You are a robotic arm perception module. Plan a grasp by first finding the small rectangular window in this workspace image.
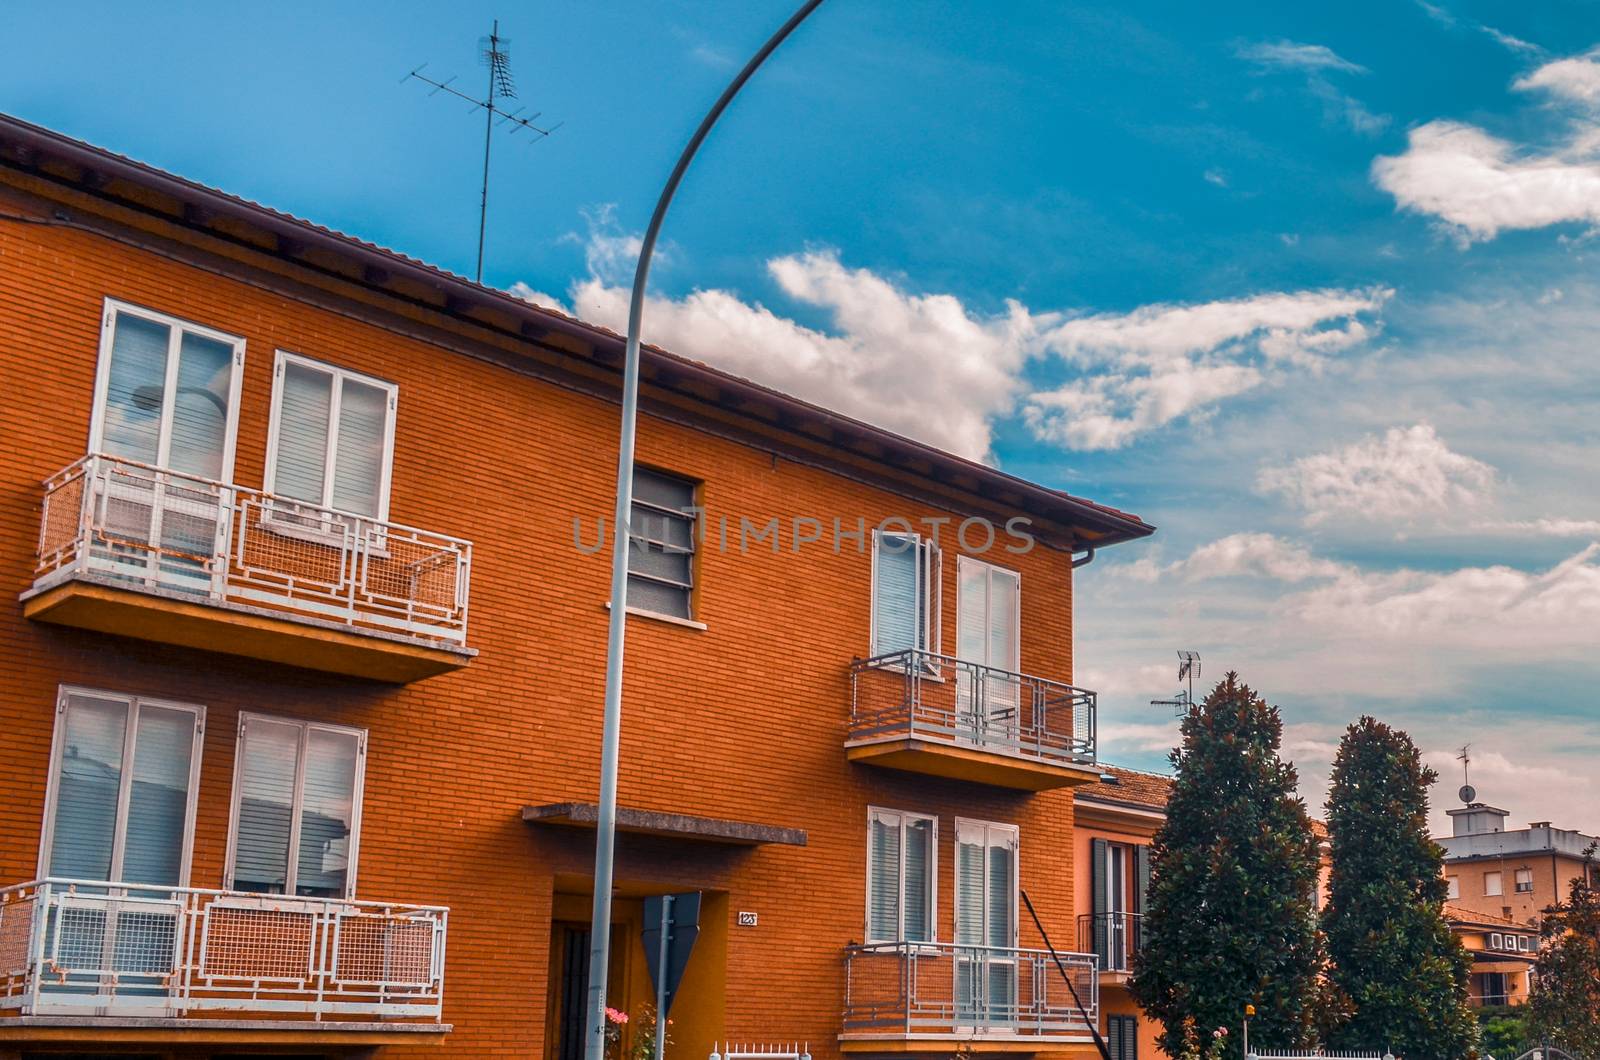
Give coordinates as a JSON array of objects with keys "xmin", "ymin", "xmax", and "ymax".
[
  {"xmin": 227, "ymin": 713, "xmax": 365, "ymax": 899},
  {"xmin": 1107, "ymin": 1015, "xmax": 1139, "ymax": 1060},
  {"xmin": 1519, "ymin": 935, "xmax": 1532, "ymax": 952},
  {"xmin": 1490, "ymin": 933, "xmax": 1503, "ymax": 950},
  {"xmin": 871, "ymin": 530, "xmax": 941, "ymax": 662},
  {"xmin": 626, "ymin": 468, "xmax": 698, "ymax": 619},
  {"xmin": 867, "ymin": 808, "xmax": 936, "ymax": 944},
  {"xmin": 1515, "ymin": 868, "xmax": 1534, "ymax": 893},
  {"xmin": 1446, "ymin": 876, "xmax": 1460, "ymax": 899},
  {"xmin": 266, "ymin": 351, "xmax": 397, "ymax": 521},
  {"xmin": 1484, "ymin": 871, "xmax": 1503, "ymax": 897}
]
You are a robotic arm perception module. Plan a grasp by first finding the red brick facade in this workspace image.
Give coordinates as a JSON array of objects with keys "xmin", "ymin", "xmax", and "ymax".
[{"xmin": 0, "ymin": 118, "xmax": 1152, "ymax": 1059}]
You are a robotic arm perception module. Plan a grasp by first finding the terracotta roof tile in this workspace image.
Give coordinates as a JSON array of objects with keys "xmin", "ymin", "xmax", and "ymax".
[{"xmin": 1076, "ymin": 764, "xmax": 1173, "ymax": 811}]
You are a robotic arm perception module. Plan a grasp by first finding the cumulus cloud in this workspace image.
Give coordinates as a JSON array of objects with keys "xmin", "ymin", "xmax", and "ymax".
[
  {"xmin": 515, "ymin": 220, "xmax": 1388, "ymax": 458},
  {"xmin": 1257, "ymin": 423, "xmax": 1498, "ymax": 526},
  {"xmin": 1373, "ymin": 49, "xmax": 1600, "ymax": 242},
  {"xmin": 1237, "ymin": 39, "xmax": 1389, "ymax": 135},
  {"xmin": 1023, "ymin": 288, "xmax": 1388, "ymax": 450},
  {"xmin": 1481, "ymin": 517, "xmax": 1600, "ymax": 537},
  {"xmin": 1115, "ymin": 532, "xmax": 1351, "ymax": 584}
]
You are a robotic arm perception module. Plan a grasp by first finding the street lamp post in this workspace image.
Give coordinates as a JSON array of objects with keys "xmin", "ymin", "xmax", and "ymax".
[{"xmin": 580, "ymin": 5, "xmax": 826, "ymax": 1060}]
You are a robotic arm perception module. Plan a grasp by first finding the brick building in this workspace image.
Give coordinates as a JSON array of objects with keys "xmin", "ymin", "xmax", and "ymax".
[{"xmin": 0, "ymin": 113, "xmax": 1157, "ymax": 1059}]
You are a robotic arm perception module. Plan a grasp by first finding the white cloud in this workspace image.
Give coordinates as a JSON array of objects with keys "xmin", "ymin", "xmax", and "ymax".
[
  {"xmin": 1481, "ymin": 517, "xmax": 1600, "ymax": 537},
  {"xmin": 515, "ymin": 221, "xmax": 1388, "ymax": 457},
  {"xmin": 1237, "ymin": 39, "xmax": 1389, "ymax": 134},
  {"xmin": 1115, "ymin": 532, "xmax": 1351, "ymax": 584},
  {"xmin": 1023, "ymin": 288, "xmax": 1389, "ymax": 449},
  {"xmin": 1257, "ymin": 423, "xmax": 1498, "ymax": 526},
  {"xmin": 1414, "ymin": 1, "xmax": 1542, "ymax": 56},
  {"xmin": 1373, "ymin": 50, "xmax": 1600, "ymax": 242}
]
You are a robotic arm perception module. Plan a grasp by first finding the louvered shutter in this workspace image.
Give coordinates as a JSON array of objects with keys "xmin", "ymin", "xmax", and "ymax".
[
  {"xmin": 331, "ymin": 378, "xmax": 388, "ymax": 517},
  {"xmin": 273, "ymin": 360, "xmax": 333, "ymax": 504},
  {"xmin": 923, "ymin": 539, "xmax": 941, "ymax": 657},
  {"xmin": 1091, "ymin": 838, "xmax": 1109, "ymax": 965},
  {"xmin": 903, "ymin": 816, "xmax": 933, "ymax": 942},
  {"xmin": 873, "ymin": 533, "xmax": 921, "ymax": 657},
  {"xmin": 868, "ymin": 812, "xmax": 901, "ymax": 942},
  {"xmin": 46, "ymin": 693, "xmax": 130, "ymax": 880}
]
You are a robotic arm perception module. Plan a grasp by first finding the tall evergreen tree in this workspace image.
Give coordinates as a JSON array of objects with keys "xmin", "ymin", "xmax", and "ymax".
[
  {"xmin": 1130, "ymin": 672, "xmax": 1323, "ymax": 1055},
  {"xmin": 1527, "ymin": 847, "xmax": 1600, "ymax": 1055},
  {"xmin": 1322, "ymin": 716, "xmax": 1476, "ymax": 1059}
]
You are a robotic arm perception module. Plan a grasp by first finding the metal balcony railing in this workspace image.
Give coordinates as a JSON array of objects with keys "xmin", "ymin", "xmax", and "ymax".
[
  {"xmin": 33, "ymin": 454, "xmax": 471, "ymax": 645},
  {"xmin": 842, "ymin": 941, "xmax": 1098, "ymax": 1039},
  {"xmin": 0, "ymin": 878, "xmax": 447, "ymax": 1020},
  {"xmin": 849, "ymin": 649, "xmax": 1096, "ymax": 765},
  {"xmin": 1076, "ymin": 912, "xmax": 1143, "ymax": 973}
]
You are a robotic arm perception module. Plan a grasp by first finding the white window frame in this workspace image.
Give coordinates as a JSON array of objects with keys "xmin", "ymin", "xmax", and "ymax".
[
  {"xmin": 264, "ymin": 350, "xmax": 398, "ymax": 521},
  {"xmin": 1484, "ymin": 871, "xmax": 1503, "ymax": 897},
  {"xmin": 869, "ymin": 529, "xmax": 942, "ymax": 667},
  {"xmin": 1490, "ymin": 933, "xmax": 1503, "ymax": 950},
  {"xmin": 1446, "ymin": 876, "xmax": 1460, "ymax": 899},
  {"xmin": 953, "ymin": 817, "xmax": 1020, "ymax": 949},
  {"xmin": 89, "ymin": 298, "xmax": 246, "ymax": 481},
  {"xmin": 1519, "ymin": 934, "xmax": 1532, "ymax": 952},
  {"xmin": 223, "ymin": 712, "xmax": 368, "ymax": 900},
  {"xmin": 1515, "ymin": 868, "xmax": 1534, "ymax": 893},
  {"xmin": 36, "ymin": 685, "xmax": 206, "ymax": 886},
  {"xmin": 865, "ymin": 807, "xmax": 939, "ymax": 945},
  {"xmin": 955, "ymin": 554, "xmax": 1022, "ymax": 674}
]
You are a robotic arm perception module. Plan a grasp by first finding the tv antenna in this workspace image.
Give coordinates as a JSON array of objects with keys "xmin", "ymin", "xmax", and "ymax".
[
  {"xmin": 1457, "ymin": 744, "xmax": 1475, "ymax": 804},
  {"xmin": 405, "ymin": 19, "xmax": 561, "ymax": 282},
  {"xmin": 1151, "ymin": 651, "xmax": 1203, "ymax": 717}
]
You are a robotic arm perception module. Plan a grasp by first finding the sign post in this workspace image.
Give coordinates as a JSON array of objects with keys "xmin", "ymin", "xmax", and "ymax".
[{"xmin": 641, "ymin": 892, "xmax": 702, "ymax": 1060}]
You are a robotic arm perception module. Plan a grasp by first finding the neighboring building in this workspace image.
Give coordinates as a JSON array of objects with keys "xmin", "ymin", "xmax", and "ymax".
[
  {"xmin": 1439, "ymin": 797, "xmax": 1596, "ymax": 930},
  {"xmin": 1074, "ymin": 765, "xmax": 1173, "ymax": 1060},
  {"xmin": 0, "ymin": 113, "xmax": 1155, "ymax": 1059},
  {"xmin": 1443, "ymin": 905, "xmax": 1538, "ymax": 1008}
]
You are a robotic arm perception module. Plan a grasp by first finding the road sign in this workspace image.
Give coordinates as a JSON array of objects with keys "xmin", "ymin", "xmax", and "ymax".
[{"xmin": 642, "ymin": 892, "xmax": 702, "ymax": 1022}]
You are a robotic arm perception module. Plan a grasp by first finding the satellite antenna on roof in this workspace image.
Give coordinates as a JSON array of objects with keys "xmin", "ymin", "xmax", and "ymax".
[
  {"xmin": 405, "ymin": 19, "xmax": 562, "ymax": 283},
  {"xmin": 1457, "ymin": 744, "xmax": 1476, "ymax": 804}
]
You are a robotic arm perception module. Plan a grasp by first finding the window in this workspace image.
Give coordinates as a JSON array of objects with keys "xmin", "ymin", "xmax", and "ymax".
[
  {"xmin": 867, "ymin": 809, "xmax": 936, "ymax": 943},
  {"xmin": 1484, "ymin": 871, "xmax": 1503, "ymax": 897},
  {"xmin": 1519, "ymin": 935, "xmax": 1532, "ymax": 952},
  {"xmin": 1515, "ymin": 868, "xmax": 1534, "ymax": 893},
  {"xmin": 226, "ymin": 713, "xmax": 365, "ymax": 899},
  {"xmin": 40, "ymin": 688, "xmax": 204, "ymax": 887},
  {"xmin": 1447, "ymin": 876, "xmax": 1460, "ymax": 899},
  {"xmin": 626, "ymin": 468, "xmax": 698, "ymax": 619},
  {"xmin": 266, "ymin": 351, "xmax": 397, "ymax": 520},
  {"xmin": 91, "ymin": 300, "xmax": 245, "ymax": 480},
  {"xmin": 954, "ymin": 818, "xmax": 1019, "ymax": 1023},
  {"xmin": 1490, "ymin": 933, "xmax": 1504, "ymax": 950},
  {"xmin": 871, "ymin": 530, "xmax": 941, "ymax": 660},
  {"xmin": 1107, "ymin": 1015, "xmax": 1139, "ymax": 1060}
]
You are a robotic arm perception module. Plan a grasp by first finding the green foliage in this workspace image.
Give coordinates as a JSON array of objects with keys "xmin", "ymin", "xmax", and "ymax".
[
  {"xmin": 1475, "ymin": 1007, "xmax": 1528, "ymax": 1059},
  {"xmin": 1129, "ymin": 672, "xmax": 1324, "ymax": 1055},
  {"xmin": 1322, "ymin": 716, "xmax": 1478, "ymax": 1060},
  {"xmin": 1527, "ymin": 846, "xmax": 1600, "ymax": 1055}
]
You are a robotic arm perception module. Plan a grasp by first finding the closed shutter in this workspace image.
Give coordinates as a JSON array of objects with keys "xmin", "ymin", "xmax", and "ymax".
[
  {"xmin": 903, "ymin": 816, "xmax": 933, "ymax": 942},
  {"xmin": 1091, "ymin": 838, "xmax": 1109, "ymax": 964},
  {"xmin": 100, "ymin": 315, "xmax": 171, "ymax": 464},
  {"xmin": 1133, "ymin": 845, "xmax": 1151, "ymax": 914},
  {"xmin": 273, "ymin": 360, "xmax": 332, "ymax": 505},
  {"xmin": 868, "ymin": 812, "xmax": 901, "ymax": 942}
]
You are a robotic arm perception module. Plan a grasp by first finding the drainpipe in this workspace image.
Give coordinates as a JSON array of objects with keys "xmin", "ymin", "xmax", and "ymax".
[{"xmin": 1072, "ymin": 546, "xmax": 1096, "ymax": 569}]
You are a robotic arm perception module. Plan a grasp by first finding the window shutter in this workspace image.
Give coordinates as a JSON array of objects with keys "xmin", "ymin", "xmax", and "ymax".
[
  {"xmin": 1124, "ymin": 1015, "xmax": 1140, "ymax": 1060},
  {"xmin": 868, "ymin": 813, "xmax": 901, "ymax": 942},
  {"xmin": 294, "ymin": 728, "xmax": 361, "ymax": 897},
  {"xmin": 167, "ymin": 332, "xmax": 234, "ymax": 479},
  {"xmin": 1134, "ymin": 844, "xmax": 1152, "ymax": 915},
  {"xmin": 231, "ymin": 717, "xmax": 301, "ymax": 894},
  {"xmin": 46, "ymin": 693, "xmax": 130, "ymax": 880},
  {"xmin": 331, "ymin": 378, "xmax": 388, "ymax": 517},
  {"xmin": 119, "ymin": 704, "xmax": 198, "ymax": 886},
  {"xmin": 873, "ymin": 534, "xmax": 920, "ymax": 657},
  {"xmin": 923, "ymin": 539, "xmax": 941, "ymax": 657},
  {"xmin": 101, "ymin": 315, "xmax": 171, "ymax": 464},
  {"xmin": 903, "ymin": 817, "xmax": 932, "ymax": 942},
  {"xmin": 1091, "ymin": 839, "xmax": 1109, "ymax": 964},
  {"xmin": 273, "ymin": 361, "xmax": 332, "ymax": 505}
]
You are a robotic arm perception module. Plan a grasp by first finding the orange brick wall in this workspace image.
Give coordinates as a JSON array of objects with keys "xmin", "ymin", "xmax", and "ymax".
[
  {"xmin": 1445, "ymin": 855, "xmax": 1590, "ymax": 928},
  {"xmin": 0, "ymin": 189, "xmax": 1099, "ymax": 1058},
  {"xmin": 1074, "ymin": 807, "xmax": 1165, "ymax": 1060}
]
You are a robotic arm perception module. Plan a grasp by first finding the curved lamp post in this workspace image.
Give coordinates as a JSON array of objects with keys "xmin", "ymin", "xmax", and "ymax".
[{"xmin": 582, "ymin": 3, "xmax": 827, "ymax": 1059}]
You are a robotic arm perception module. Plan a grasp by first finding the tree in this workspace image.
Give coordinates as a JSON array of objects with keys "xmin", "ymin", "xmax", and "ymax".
[
  {"xmin": 1527, "ymin": 846, "xmax": 1600, "ymax": 1055},
  {"xmin": 1322, "ymin": 716, "xmax": 1477, "ymax": 1059},
  {"xmin": 1130, "ymin": 672, "xmax": 1323, "ymax": 1055}
]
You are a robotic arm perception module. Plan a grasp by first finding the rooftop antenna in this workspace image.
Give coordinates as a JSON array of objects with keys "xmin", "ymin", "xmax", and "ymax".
[
  {"xmin": 1152, "ymin": 651, "xmax": 1203, "ymax": 717},
  {"xmin": 405, "ymin": 19, "xmax": 561, "ymax": 282},
  {"xmin": 1457, "ymin": 744, "xmax": 1476, "ymax": 804}
]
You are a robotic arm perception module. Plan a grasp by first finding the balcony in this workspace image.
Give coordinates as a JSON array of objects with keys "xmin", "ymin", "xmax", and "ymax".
[
  {"xmin": 1076, "ymin": 912, "xmax": 1142, "ymax": 981},
  {"xmin": 841, "ymin": 941, "xmax": 1099, "ymax": 1053},
  {"xmin": 0, "ymin": 878, "xmax": 446, "ymax": 1045},
  {"xmin": 21, "ymin": 454, "xmax": 474, "ymax": 682},
  {"xmin": 848, "ymin": 650, "xmax": 1099, "ymax": 791}
]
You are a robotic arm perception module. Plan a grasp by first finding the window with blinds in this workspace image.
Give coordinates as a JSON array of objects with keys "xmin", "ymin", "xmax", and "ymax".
[
  {"xmin": 41, "ymin": 688, "xmax": 204, "ymax": 887},
  {"xmin": 93, "ymin": 301, "xmax": 243, "ymax": 481},
  {"xmin": 871, "ymin": 531, "xmax": 941, "ymax": 662},
  {"xmin": 866, "ymin": 808, "xmax": 936, "ymax": 943},
  {"xmin": 626, "ymin": 467, "xmax": 698, "ymax": 619},
  {"xmin": 1107, "ymin": 1015, "xmax": 1139, "ymax": 1060},
  {"xmin": 266, "ymin": 351, "xmax": 397, "ymax": 521},
  {"xmin": 954, "ymin": 818, "xmax": 1019, "ymax": 1023},
  {"xmin": 227, "ymin": 713, "xmax": 365, "ymax": 899}
]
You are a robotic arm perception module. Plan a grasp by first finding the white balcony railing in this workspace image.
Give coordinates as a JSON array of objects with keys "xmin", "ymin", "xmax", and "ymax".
[
  {"xmin": 0, "ymin": 878, "xmax": 447, "ymax": 1020},
  {"xmin": 842, "ymin": 941, "xmax": 1098, "ymax": 1040},
  {"xmin": 33, "ymin": 454, "xmax": 471, "ymax": 645}
]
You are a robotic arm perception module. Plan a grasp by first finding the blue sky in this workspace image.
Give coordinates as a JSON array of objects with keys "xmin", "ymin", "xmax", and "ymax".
[{"xmin": 6, "ymin": 1, "xmax": 1599, "ymax": 830}]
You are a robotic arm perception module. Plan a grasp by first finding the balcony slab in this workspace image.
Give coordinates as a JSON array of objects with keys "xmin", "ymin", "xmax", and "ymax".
[
  {"xmin": 22, "ymin": 575, "xmax": 475, "ymax": 683},
  {"xmin": 523, "ymin": 803, "xmax": 806, "ymax": 846},
  {"xmin": 0, "ymin": 1016, "xmax": 449, "ymax": 1050},
  {"xmin": 845, "ymin": 735, "xmax": 1101, "ymax": 792}
]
